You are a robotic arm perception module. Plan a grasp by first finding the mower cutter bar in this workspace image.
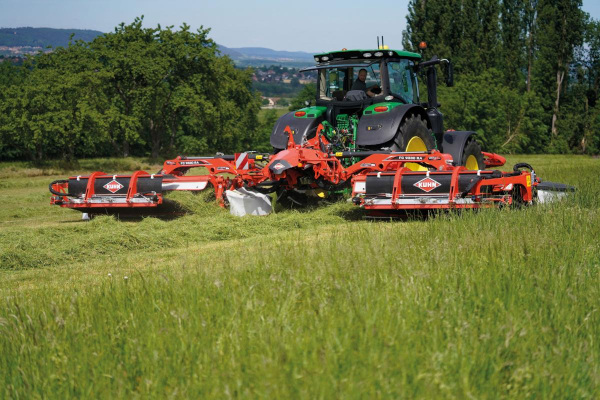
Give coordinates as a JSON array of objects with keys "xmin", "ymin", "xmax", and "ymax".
[
  {"xmin": 351, "ymin": 165, "xmax": 537, "ymax": 213},
  {"xmin": 49, "ymin": 171, "xmax": 215, "ymax": 214},
  {"xmin": 50, "ymin": 171, "xmax": 164, "ymax": 210}
]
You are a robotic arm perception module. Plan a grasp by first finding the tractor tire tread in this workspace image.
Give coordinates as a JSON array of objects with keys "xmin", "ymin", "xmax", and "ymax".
[
  {"xmin": 462, "ymin": 139, "xmax": 485, "ymax": 170},
  {"xmin": 391, "ymin": 114, "xmax": 435, "ymax": 152}
]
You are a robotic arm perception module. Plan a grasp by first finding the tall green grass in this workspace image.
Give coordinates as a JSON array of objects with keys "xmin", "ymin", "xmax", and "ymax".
[{"xmin": 0, "ymin": 155, "xmax": 599, "ymax": 398}]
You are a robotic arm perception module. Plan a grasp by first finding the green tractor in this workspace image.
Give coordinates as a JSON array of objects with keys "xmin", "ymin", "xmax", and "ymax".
[{"xmin": 270, "ymin": 48, "xmax": 484, "ymax": 171}]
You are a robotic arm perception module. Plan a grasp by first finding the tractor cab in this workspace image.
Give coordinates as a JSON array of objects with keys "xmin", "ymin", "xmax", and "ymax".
[
  {"xmin": 303, "ymin": 54, "xmax": 421, "ymax": 138},
  {"xmin": 271, "ymin": 49, "xmax": 425, "ymax": 153},
  {"xmin": 269, "ymin": 47, "xmax": 480, "ymax": 171},
  {"xmin": 309, "ymin": 54, "xmax": 419, "ymax": 106}
]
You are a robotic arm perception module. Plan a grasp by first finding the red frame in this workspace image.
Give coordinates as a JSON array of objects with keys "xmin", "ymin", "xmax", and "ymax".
[
  {"xmin": 51, "ymin": 124, "xmax": 538, "ymax": 215},
  {"xmin": 51, "ymin": 171, "xmax": 164, "ymax": 209}
]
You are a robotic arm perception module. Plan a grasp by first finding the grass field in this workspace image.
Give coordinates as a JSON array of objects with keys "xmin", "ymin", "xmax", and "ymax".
[
  {"xmin": 1, "ymin": 155, "xmax": 599, "ymax": 398},
  {"xmin": 258, "ymin": 107, "xmax": 290, "ymax": 120}
]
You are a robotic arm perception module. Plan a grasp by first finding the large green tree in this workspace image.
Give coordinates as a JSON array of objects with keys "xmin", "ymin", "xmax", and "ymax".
[
  {"xmin": 403, "ymin": 0, "xmax": 595, "ymax": 154},
  {"xmin": 0, "ymin": 17, "xmax": 262, "ymax": 161},
  {"xmin": 534, "ymin": 0, "xmax": 586, "ymax": 150},
  {"xmin": 500, "ymin": 0, "xmax": 527, "ymax": 88},
  {"xmin": 403, "ymin": 0, "xmax": 500, "ymax": 75}
]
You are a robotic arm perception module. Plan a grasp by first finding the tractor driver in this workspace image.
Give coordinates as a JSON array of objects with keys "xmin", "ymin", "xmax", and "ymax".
[{"xmin": 351, "ymin": 68, "xmax": 379, "ymax": 97}]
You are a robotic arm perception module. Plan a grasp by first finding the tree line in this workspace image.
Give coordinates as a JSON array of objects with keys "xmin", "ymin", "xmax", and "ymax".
[
  {"xmin": 0, "ymin": 18, "xmax": 272, "ymax": 162},
  {"xmin": 403, "ymin": 0, "xmax": 600, "ymax": 153},
  {"xmin": 1, "ymin": 3, "xmax": 598, "ymax": 162}
]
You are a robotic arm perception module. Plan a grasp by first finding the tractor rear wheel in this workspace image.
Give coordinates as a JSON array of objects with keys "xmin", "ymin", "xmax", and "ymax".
[
  {"xmin": 390, "ymin": 114, "xmax": 436, "ymax": 171},
  {"xmin": 461, "ymin": 140, "xmax": 485, "ymax": 170}
]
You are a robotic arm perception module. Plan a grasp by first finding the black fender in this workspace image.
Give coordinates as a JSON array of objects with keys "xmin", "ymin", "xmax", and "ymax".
[
  {"xmin": 441, "ymin": 131, "xmax": 476, "ymax": 166},
  {"xmin": 270, "ymin": 111, "xmax": 324, "ymax": 150},
  {"xmin": 356, "ymin": 104, "xmax": 428, "ymax": 147}
]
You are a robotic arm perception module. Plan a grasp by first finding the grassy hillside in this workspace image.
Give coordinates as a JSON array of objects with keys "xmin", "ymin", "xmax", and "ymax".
[{"xmin": 0, "ymin": 155, "xmax": 598, "ymax": 398}]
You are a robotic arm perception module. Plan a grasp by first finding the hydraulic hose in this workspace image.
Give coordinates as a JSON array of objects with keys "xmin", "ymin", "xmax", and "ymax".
[
  {"xmin": 460, "ymin": 170, "xmax": 503, "ymax": 198},
  {"xmin": 49, "ymin": 180, "xmax": 78, "ymax": 197},
  {"xmin": 513, "ymin": 163, "xmax": 534, "ymax": 172},
  {"xmin": 460, "ymin": 177, "xmax": 482, "ymax": 198}
]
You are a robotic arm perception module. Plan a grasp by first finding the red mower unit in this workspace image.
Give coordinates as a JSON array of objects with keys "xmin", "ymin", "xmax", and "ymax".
[
  {"xmin": 50, "ymin": 46, "xmax": 574, "ymax": 217},
  {"xmin": 50, "ymin": 124, "xmax": 571, "ymax": 218}
]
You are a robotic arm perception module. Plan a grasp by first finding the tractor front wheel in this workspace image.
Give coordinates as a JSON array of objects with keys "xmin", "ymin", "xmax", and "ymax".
[
  {"xmin": 461, "ymin": 140, "xmax": 485, "ymax": 170},
  {"xmin": 391, "ymin": 114, "xmax": 436, "ymax": 171}
]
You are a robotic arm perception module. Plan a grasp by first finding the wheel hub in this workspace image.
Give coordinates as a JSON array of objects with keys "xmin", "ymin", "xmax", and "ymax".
[
  {"xmin": 405, "ymin": 136, "xmax": 428, "ymax": 171},
  {"xmin": 465, "ymin": 154, "xmax": 479, "ymax": 170}
]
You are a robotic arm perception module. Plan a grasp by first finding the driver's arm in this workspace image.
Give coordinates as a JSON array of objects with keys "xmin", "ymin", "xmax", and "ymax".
[{"xmin": 366, "ymin": 85, "xmax": 379, "ymax": 97}]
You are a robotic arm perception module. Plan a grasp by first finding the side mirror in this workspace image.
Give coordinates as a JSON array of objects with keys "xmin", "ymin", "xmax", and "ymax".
[{"xmin": 446, "ymin": 60, "xmax": 454, "ymax": 87}]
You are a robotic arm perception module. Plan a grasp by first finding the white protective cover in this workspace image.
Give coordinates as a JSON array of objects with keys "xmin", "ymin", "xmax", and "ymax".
[
  {"xmin": 226, "ymin": 188, "xmax": 272, "ymax": 216},
  {"xmin": 537, "ymin": 190, "xmax": 568, "ymax": 204}
]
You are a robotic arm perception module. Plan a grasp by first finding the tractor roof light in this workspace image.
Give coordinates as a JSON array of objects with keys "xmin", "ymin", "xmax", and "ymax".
[
  {"xmin": 374, "ymin": 51, "xmax": 383, "ymax": 57},
  {"xmin": 363, "ymin": 52, "xmax": 372, "ymax": 58},
  {"xmin": 295, "ymin": 111, "xmax": 306, "ymax": 117},
  {"xmin": 374, "ymin": 106, "xmax": 388, "ymax": 113},
  {"xmin": 321, "ymin": 56, "xmax": 329, "ymax": 61},
  {"xmin": 419, "ymin": 41, "xmax": 427, "ymax": 50},
  {"xmin": 314, "ymin": 56, "xmax": 319, "ymax": 62}
]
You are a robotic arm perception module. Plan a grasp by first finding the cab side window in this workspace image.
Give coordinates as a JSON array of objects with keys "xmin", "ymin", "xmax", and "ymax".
[
  {"xmin": 387, "ymin": 60, "xmax": 417, "ymax": 103},
  {"xmin": 319, "ymin": 68, "xmax": 347, "ymax": 100}
]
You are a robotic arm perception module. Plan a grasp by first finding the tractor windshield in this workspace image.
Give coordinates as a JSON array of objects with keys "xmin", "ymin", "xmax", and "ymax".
[
  {"xmin": 317, "ymin": 62, "xmax": 381, "ymax": 101},
  {"xmin": 351, "ymin": 65, "xmax": 380, "ymax": 91},
  {"xmin": 387, "ymin": 59, "xmax": 418, "ymax": 104}
]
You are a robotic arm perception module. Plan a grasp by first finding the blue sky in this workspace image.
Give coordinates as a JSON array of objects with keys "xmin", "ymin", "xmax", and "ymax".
[{"xmin": 1, "ymin": 0, "xmax": 599, "ymax": 52}]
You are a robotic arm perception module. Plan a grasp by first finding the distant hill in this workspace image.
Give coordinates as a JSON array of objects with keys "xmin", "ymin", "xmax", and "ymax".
[
  {"xmin": 0, "ymin": 27, "xmax": 103, "ymax": 48},
  {"xmin": 218, "ymin": 45, "xmax": 315, "ymax": 67},
  {"xmin": 217, "ymin": 45, "xmax": 245, "ymax": 59},
  {"xmin": 0, "ymin": 27, "xmax": 316, "ymax": 66},
  {"xmin": 226, "ymin": 46, "xmax": 314, "ymax": 61}
]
